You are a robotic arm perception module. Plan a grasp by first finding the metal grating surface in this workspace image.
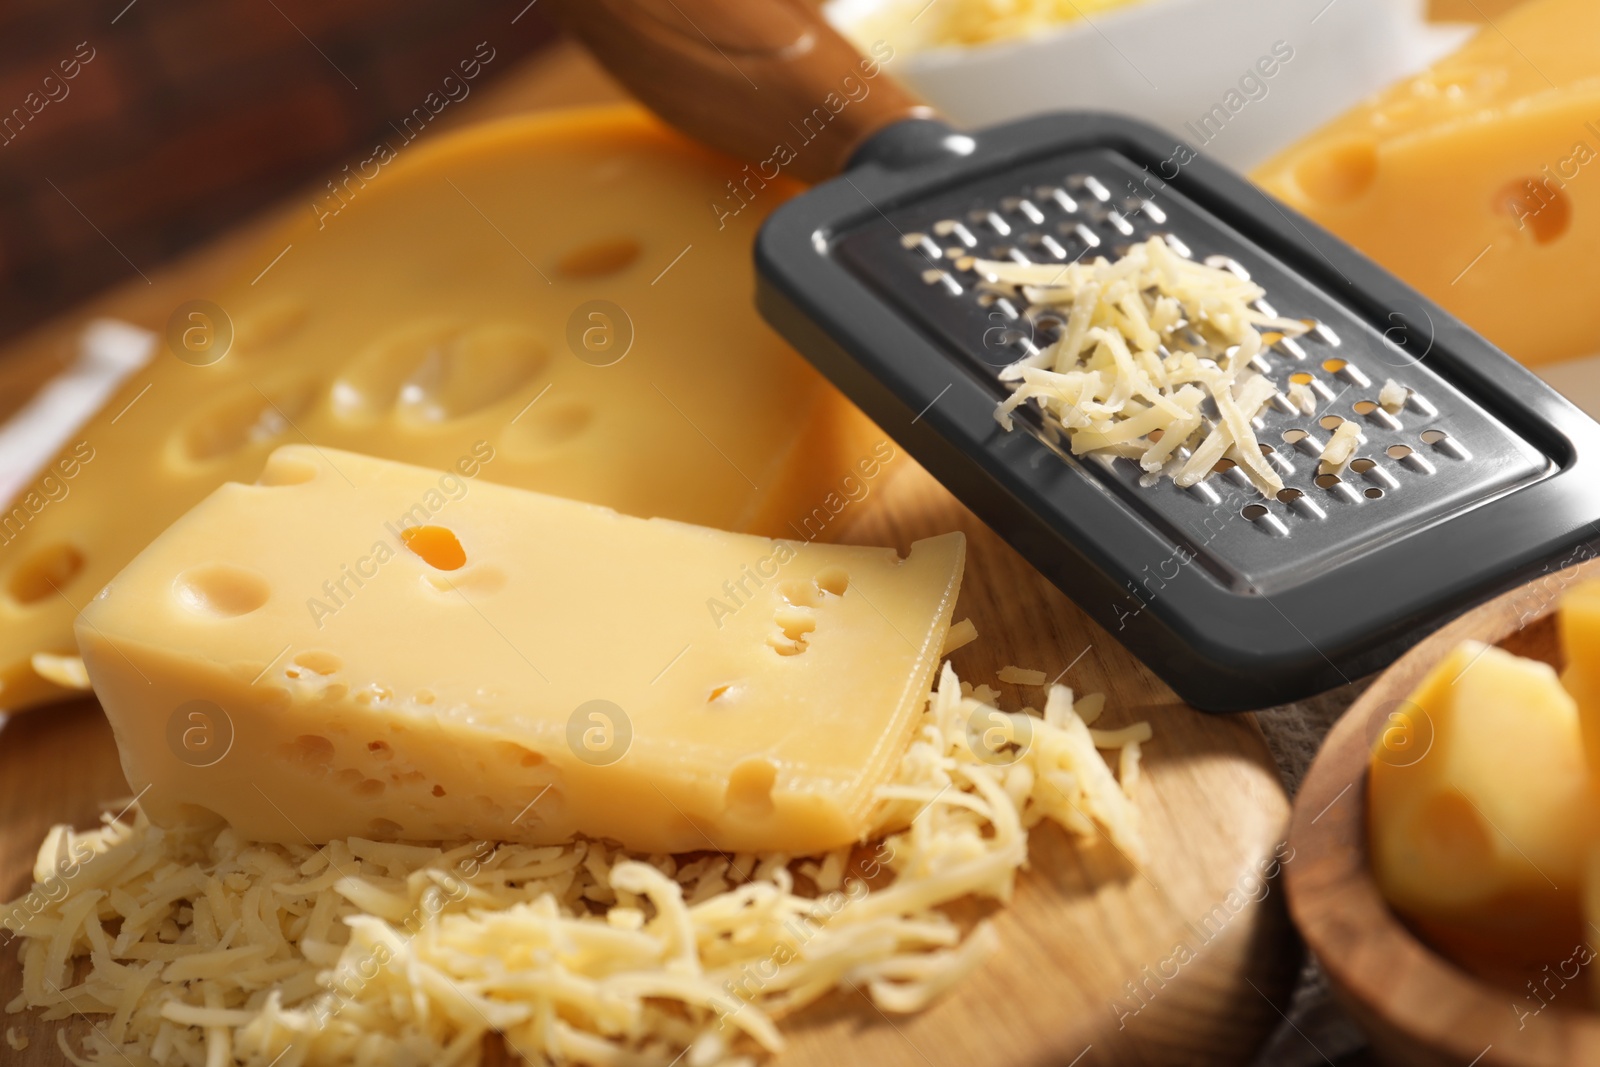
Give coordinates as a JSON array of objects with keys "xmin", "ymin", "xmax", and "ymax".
[{"xmin": 832, "ymin": 147, "xmax": 1553, "ymax": 595}]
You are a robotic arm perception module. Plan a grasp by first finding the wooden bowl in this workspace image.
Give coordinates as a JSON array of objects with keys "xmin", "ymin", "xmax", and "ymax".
[{"xmin": 1287, "ymin": 558, "xmax": 1600, "ymax": 1067}]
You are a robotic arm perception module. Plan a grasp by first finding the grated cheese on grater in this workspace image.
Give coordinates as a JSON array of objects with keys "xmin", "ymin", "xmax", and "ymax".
[
  {"xmin": 1378, "ymin": 379, "xmax": 1408, "ymax": 414},
  {"xmin": 978, "ymin": 236, "xmax": 1312, "ymax": 498},
  {"xmin": 2, "ymin": 663, "xmax": 1148, "ymax": 1067},
  {"xmin": 1320, "ymin": 419, "xmax": 1364, "ymax": 469}
]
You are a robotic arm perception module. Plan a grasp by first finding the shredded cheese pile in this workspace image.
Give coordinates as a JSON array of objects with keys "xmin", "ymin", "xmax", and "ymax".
[
  {"xmin": 843, "ymin": 0, "xmax": 1145, "ymax": 53},
  {"xmin": 980, "ymin": 236, "xmax": 1313, "ymax": 498},
  {"xmin": 3, "ymin": 663, "xmax": 1148, "ymax": 1067}
]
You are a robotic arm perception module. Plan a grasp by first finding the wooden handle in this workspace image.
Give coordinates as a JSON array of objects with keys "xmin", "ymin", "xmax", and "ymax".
[{"xmin": 543, "ymin": 0, "xmax": 930, "ymax": 182}]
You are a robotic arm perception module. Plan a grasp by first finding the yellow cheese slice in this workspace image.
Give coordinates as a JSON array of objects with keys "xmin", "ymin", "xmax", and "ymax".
[
  {"xmin": 0, "ymin": 104, "xmax": 879, "ymax": 712},
  {"xmin": 1253, "ymin": 0, "xmax": 1600, "ymax": 367},
  {"xmin": 77, "ymin": 445, "xmax": 965, "ymax": 855}
]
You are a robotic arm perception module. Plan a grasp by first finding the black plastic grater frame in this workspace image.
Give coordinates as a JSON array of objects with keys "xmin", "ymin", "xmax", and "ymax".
[{"xmin": 755, "ymin": 112, "xmax": 1600, "ymax": 712}]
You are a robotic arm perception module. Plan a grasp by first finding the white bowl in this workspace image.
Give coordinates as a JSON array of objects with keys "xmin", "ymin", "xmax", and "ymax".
[{"xmin": 826, "ymin": 0, "xmax": 1473, "ymax": 169}]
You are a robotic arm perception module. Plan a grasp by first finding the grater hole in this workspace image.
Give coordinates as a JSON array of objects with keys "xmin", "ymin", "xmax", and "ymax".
[
  {"xmin": 1241, "ymin": 504, "xmax": 1269, "ymax": 520},
  {"xmin": 1282, "ymin": 429, "xmax": 1309, "ymax": 445},
  {"xmin": 1258, "ymin": 442, "xmax": 1275, "ymax": 456},
  {"xmin": 1365, "ymin": 487, "xmax": 1385, "ymax": 499},
  {"xmin": 1276, "ymin": 488, "xmax": 1304, "ymax": 504},
  {"xmin": 1322, "ymin": 358, "xmax": 1347, "ymax": 374},
  {"xmin": 1212, "ymin": 458, "xmax": 1236, "ymax": 474},
  {"xmin": 1420, "ymin": 429, "xmax": 1449, "ymax": 445},
  {"xmin": 1387, "ymin": 445, "xmax": 1413, "ymax": 460},
  {"xmin": 1319, "ymin": 415, "xmax": 1345, "ymax": 431},
  {"xmin": 1289, "ymin": 372, "xmax": 1315, "ymax": 387},
  {"xmin": 1352, "ymin": 400, "xmax": 1378, "ymax": 416},
  {"xmin": 1349, "ymin": 458, "xmax": 1377, "ymax": 474},
  {"xmin": 1315, "ymin": 473, "xmax": 1341, "ymax": 489}
]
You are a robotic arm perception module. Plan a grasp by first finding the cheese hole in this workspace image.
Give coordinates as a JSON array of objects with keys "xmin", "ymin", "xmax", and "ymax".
[
  {"xmin": 356, "ymin": 778, "xmax": 386, "ymax": 797},
  {"xmin": 283, "ymin": 734, "xmax": 335, "ymax": 766},
  {"xmin": 557, "ymin": 237, "xmax": 641, "ymax": 278},
  {"xmin": 181, "ymin": 376, "xmax": 316, "ymax": 462},
  {"xmin": 367, "ymin": 740, "xmax": 392, "ymax": 759},
  {"xmin": 7, "ymin": 543, "xmax": 86, "ymax": 605},
  {"xmin": 708, "ymin": 683, "xmax": 736, "ymax": 703},
  {"xmin": 815, "ymin": 568, "xmax": 849, "ymax": 597},
  {"xmin": 369, "ymin": 818, "xmax": 404, "ymax": 837},
  {"xmin": 726, "ymin": 758, "xmax": 777, "ymax": 816},
  {"xmin": 778, "ymin": 580, "xmax": 819, "ymax": 608},
  {"xmin": 175, "ymin": 563, "xmax": 270, "ymax": 617},
  {"xmin": 397, "ymin": 325, "xmax": 550, "ymax": 424},
  {"xmin": 293, "ymin": 651, "xmax": 341, "ymax": 676},
  {"xmin": 1412, "ymin": 789, "xmax": 1494, "ymax": 890},
  {"xmin": 415, "ymin": 689, "xmax": 436, "ymax": 705},
  {"xmin": 1497, "ymin": 178, "xmax": 1571, "ymax": 245},
  {"xmin": 770, "ymin": 607, "xmax": 817, "ymax": 656},
  {"xmin": 401, "ymin": 526, "xmax": 466, "ymax": 571},
  {"xmin": 1293, "ymin": 138, "xmax": 1378, "ymax": 205},
  {"xmin": 495, "ymin": 741, "xmax": 546, "ymax": 768},
  {"xmin": 500, "ymin": 401, "xmax": 594, "ymax": 456},
  {"xmin": 256, "ymin": 452, "xmax": 319, "ymax": 486},
  {"xmin": 432, "ymin": 784, "xmax": 446, "ymax": 797}
]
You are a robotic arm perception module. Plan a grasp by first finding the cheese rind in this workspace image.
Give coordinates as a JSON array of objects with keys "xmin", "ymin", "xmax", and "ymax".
[
  {"xmin": 1253, "ymin": 0, "xmax": 1600, "ymax": 366},
  {"xmin": 0, "ymin": 105, "xmax": 881, "ymax": 712},
  {"xmin": 78, "ymin": 446, "xmax": 965, "ymax": 855}
]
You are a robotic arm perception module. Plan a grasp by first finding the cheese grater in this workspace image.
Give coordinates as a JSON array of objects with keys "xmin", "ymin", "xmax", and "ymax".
[{"xmin": 549, "ymin": 0, "xmax": 1600, "ymax": 711}]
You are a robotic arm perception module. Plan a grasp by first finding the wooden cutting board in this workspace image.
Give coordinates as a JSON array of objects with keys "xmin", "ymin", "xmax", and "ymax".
[{"xmin": 0, "ymin": 43, "xmax": 1298, "ymax": 1066}]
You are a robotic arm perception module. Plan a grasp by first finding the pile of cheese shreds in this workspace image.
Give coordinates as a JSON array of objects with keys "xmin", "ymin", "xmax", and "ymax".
[
  {"xmin": 849, "ymin": 0, "xmax": 1140, "ymax": 52},
  {"xmin": 2, "ymin": 661, "xmax": 1150, "ymax": 1067},
  {"xmin": 982, "ymin": 235, "xmax": 1315, "ymax": 497}
]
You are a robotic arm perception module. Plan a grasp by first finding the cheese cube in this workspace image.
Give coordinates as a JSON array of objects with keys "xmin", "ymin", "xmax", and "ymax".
[
  {"xmin": 1560, "ymin": 579, "xmax": 1600, "ymax": 770},
  {"xmin": 1368, "ymin": 641, "xmax": 1592, "ymax": 968},
  {"xmin": 1254, "ymin": 0, "xmax": 1600, "ymax": 366},
  {"xmin": 0, "ymin": 105, "xmax": 880, "ymax": 712},
  {"xmin": 77, "ymin": 446, "xmax": 965, "ymax": 854}
]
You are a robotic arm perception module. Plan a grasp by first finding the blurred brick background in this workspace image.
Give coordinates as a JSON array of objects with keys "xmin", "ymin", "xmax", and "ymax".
[{"xmin": 0, "ymin": 0, "xmax": 556, "ymax": 346}]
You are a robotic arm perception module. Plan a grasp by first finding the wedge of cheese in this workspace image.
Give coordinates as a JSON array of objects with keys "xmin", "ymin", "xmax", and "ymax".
[
  {"xmin": 1254, "ymin": 0, "xmax": 1600, "ymax": 367},
  {"xmin": 0, "ymin": 104, "xmax": 880, "ymax": 712},
  {"xmin": 77, "ymin": 446, "xmax": 965, "ymax": 854},
  {"xmin": 1367, "ymin": 641, "xmax": 1592, "ymax": 969}
]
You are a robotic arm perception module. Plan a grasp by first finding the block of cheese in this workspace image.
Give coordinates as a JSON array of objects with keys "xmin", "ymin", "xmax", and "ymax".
[
  {"xmin": 0, "ymin": 104, "xmax": 881, "ymax": 712},
  {"xmin": 1560, "ymin": 578, "xmax": 1600, "ymax": 761},
  {"xmin": 1253, "ymin": 0, "xmax": 1600, "ymax": 367},
  {"xmin": 1367, "ymin": 641, "xmax": 1592, "ymax": 969},
  {"xmin": 77, "ymin": 445, "xmax": 965, "ymax": 854}
]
